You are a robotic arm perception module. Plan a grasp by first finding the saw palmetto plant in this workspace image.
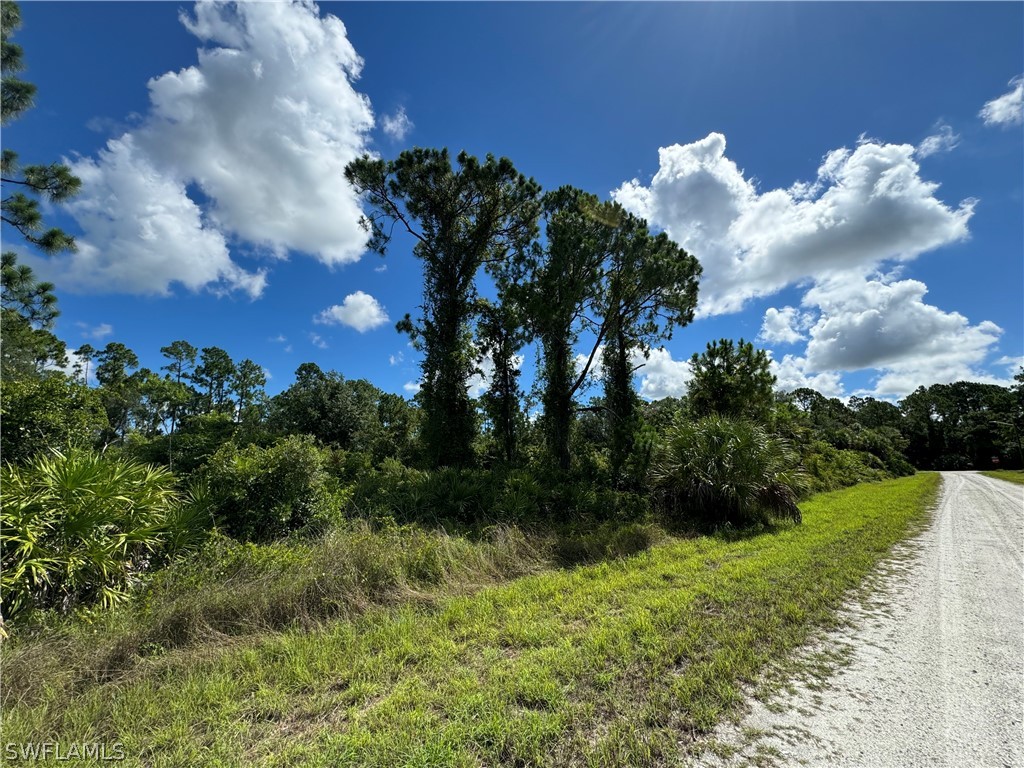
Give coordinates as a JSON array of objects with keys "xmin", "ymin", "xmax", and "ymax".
[{"xmin": 1, "ymin": 450, "xmax": 205, "ymax": 622}]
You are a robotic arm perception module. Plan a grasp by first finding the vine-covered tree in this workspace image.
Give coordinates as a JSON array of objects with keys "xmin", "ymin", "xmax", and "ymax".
[
  {"xmin": 509, "ymin": 189, "xmax": 700, "ymax": 475},
  {"xmin": 345, "ymin": 148, "xmax": 541, "ymax": 467},
  {"xmin": 511, "ymin": 187, "xmax": 608, "ymax": 471},
  {"xmin": 475, "ymin": 298, "xmax": 526, "ymax": 465}
]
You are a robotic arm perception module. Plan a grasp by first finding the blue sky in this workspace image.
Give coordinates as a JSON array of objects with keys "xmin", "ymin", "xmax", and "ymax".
[{"xmin": 7, "ymin": 1, "xmax": 1022, "ymax": 402}]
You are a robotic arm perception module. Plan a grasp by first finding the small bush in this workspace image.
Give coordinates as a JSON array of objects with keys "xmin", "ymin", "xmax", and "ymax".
[
  {"xmin": 202, "ymin": 435, "xmax": 342, "ymax": 541},
  {"xmin": 650, "ymin": 416, "xmax": 807, "ymax": 528}
]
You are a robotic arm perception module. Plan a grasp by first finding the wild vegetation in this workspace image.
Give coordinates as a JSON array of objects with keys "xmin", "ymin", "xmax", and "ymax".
[
  {"xmin": 1, "ymin": 2, "xmax": 1022, "ymax": 762},
  {"xmin": 3, "ymin": 476, "xmax": 939, "ymax": 766}
]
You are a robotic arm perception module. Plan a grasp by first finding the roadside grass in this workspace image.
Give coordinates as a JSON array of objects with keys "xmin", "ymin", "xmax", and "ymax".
[
  {"xmin": 2, "ymin": 474, "xmax": 939, "ymax": 767},
  {"xmin": 981, "ymin": 469, "xmax": 1024, "ymax": 486},
  {"xmin": 1, "ymin": 520, "xmax": 662, "ymax": 709}
]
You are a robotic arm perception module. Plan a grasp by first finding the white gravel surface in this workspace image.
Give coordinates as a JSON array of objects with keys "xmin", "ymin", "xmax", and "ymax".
[{"xmin": 701, "ymin": 471, "xmax": 1024, "ymax": 768}]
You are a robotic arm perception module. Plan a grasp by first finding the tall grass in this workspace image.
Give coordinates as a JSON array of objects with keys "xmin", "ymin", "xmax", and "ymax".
[{"xmin": 1, "ymin": 521, "xmax": 554, "ymax": 709}]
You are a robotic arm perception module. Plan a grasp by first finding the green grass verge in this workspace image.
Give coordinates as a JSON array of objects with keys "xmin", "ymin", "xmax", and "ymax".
[
  {"xmin": 2, "ymin": 474, "xmax": 939, "ymax": 767},
  {"xmin": 980, "ymin": 469, "xmax": 1024, "ymax": 485}
]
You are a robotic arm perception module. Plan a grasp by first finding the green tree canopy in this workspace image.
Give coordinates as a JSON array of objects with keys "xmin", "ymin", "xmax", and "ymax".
[
  {"xmin": 267, "ymin": 363, "xmax": 383, "ymax": 453},
  {"xmin": 0, "ymin": 251, "xmax": 65, "ymax": 379},
  {"xmin": 594, "ymin": 203, "xmax": 700, "ymax": 480},
  {"xmin": 688, "ymin": 338, "xmax": 776, "ymax": 423}
]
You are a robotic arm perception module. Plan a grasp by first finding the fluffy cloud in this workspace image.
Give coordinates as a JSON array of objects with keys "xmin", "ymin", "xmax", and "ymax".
[
  {"xmin": 315, "ymin": 290, "xmax": 389, "ymax": 332},
  {"xmin": 782, "ymin": 270, "xmax": 1004, "ymax": 398},
  {"xmin": 31, "ymin": 136, "xmax": 266, "ymax": 297},
  {"xmin": 915, "ymin": 122, "xmax": 960, "ymax": 158},
  {"xmin": 634, "ymin": 347, "xmax": 692, "ymax": 401},
  {"xmin": 769, "ymin": 354, "xmax": 844, "ymax": 398},
  {"xmin": 758, "ymin": 306, "xmax": 812, "ymax": 345},
  {"xmin": 381, "ymin": 106, "xmax": 413, "ymax": 141},
  {"xmin": 47, "ymin": 0, "xmax": 374, "ymax": 297},
  {"xmin": 613, "ymin": 133, "xmax": 974, "ymax": 317},
  {"xmin": 574, "ymin": 345, "xmax": 692, "ymax": 401},
  {"xmin": 76, "ymin": 321, "xmax": 114, "ymax": 340},
  {"xmin": 802, "ymin": 271, "xmax": 1002, "ymax": 374},
  {"xmin": 979, "ymin": 75, "xmax": 1024, "ymax": 127}
]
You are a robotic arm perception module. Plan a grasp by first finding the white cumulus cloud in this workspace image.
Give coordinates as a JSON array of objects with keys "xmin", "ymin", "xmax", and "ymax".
[
  {"xmin": 45, "ymin": 0, "xmax": 374, "ymax": 297},
  {"xmin": 758, "ymin": 306, "xmax": 813, "ymax": 345},
  {"xmin": 790, "ymin": 270, "xmax": 1004, "ymax": 398},
  {"xmin": 315, "ymin": 290, "xmax": 389, "ymax": 332},
  {"xmin": 381, "ymin": 106, "xmax": 413, "ymax": 141},
  {"xmin": 979, "ymin": 75, "xmax": 1024, "ymax": 127},
  {"xmin": 802, "ymin": 271, "xmax": 1002, "ymax": 375},
  {"xmin": 613, "ymin": 132, "xmax": 974, "ymax": 317},
  {"xmin": 769, "ymin": 354, "xmax": 845, "ymax": 398},
  {"xmin": 634, "ymin": 347, "xmax": 693, "ymax": 401},
  {"xmin": 915, "ymin": 122, "xmax": 960, "ymax": 158}
]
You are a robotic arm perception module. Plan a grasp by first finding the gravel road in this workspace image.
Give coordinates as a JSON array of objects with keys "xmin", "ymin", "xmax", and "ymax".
[{"xmin": 702, "ymin": 471, "xmax": 1024, "ymax": 768}]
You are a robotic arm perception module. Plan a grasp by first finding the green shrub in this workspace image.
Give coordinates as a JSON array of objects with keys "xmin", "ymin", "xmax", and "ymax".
[
  {"xmin": 0, "ymin": 374, "xmax": 107, "ymax": 464},
  {"xmin": 801, "ymin": 441, "xmax": 888, "ymax": 494},
  {"xmin": 166, "ymin": 412, "xmax": 240, "ymax": 475},
  {"xmin": 650, "ymin": 416, "xmax": 807, "ymax": 528},
  {"xmin": 1, "ymin": 450, "xmax": 206, "ymax": 622},
  {"xmin": 202, "ymin": 435, "xmax": 342, "ymax": 541},
  {"xmin": 494, "ymin": 470, "xmax": 544, "ymax": 521}
]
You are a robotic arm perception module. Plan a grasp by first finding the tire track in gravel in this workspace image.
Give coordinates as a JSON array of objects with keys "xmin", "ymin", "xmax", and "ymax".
[{"xmin": 699, "ymin": 472, "xmax": 1024, "ymax": 768}]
